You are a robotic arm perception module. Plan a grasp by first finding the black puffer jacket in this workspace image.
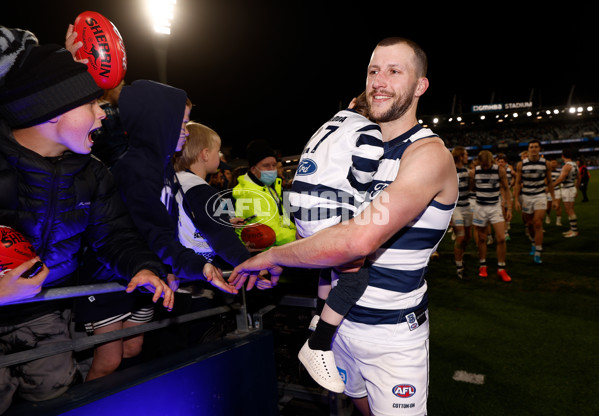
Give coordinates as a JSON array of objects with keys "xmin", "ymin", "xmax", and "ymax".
[{"xmin": 0, "ymin": 119, "xmax": 166, "ymax": 324}]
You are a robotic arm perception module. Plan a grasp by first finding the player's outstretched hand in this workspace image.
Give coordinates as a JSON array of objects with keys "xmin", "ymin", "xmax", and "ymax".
[
  {"xmin": 127, "ymin": 269, "xmax": 174, "ymax": 311},
  {"xmin": 229, "ymin": 251, "xmax": 283, "ymax": 291},
  {"xmin": 0, "ymin": 257, "xmax": 48, "ymax": 305},
  {"xmin": 203, "ymin": 263, "xmax": 238, "ymax": 295}
]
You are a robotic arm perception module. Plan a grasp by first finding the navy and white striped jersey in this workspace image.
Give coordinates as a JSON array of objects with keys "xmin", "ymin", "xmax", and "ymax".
[
  {"xmin": 456, "ymin": 167, "xmax": 471, "ymax": 208},
  {"xmin": 506, "ymin": 165, "xmax": 513, "ymax": 186},
  {"xmin": 562, "ymin": 161, "xmax": 578, "ymax": 189},
  {"xmin": 521, "ymin": 157, "xmax": 547, "ymax": 196},
  {"xmin": 289, "ymin": 109, "xmax": 384, "ymax": 237},
  {"xmin": 337, "ymin": 124, "xmax": 455, "ymax": 343},
  {"xmin": 551, "ymin": 167, "xmax": 562, "ymax": 190},
  {"xmin": 474, "ymin": 164, "xmax": 501, "ymax": 205}
]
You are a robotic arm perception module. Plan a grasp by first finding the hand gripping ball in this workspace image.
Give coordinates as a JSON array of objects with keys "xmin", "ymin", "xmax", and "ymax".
[
  {"xmin": 0, "ymin": 226, "xmax": 36, "ymax": 276},
  {"xmin": 73, "ymin": 11, "xmax": 127, "ymax": 89},
  {"xmin": 240, "ymin": 223, "xmax": 276, "ymax": 250}
]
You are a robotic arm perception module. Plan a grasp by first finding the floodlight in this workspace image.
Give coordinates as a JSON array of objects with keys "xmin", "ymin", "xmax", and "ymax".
[{"xmin": 146, "ymin": 0, "xmax": 176, "ymax": 35}]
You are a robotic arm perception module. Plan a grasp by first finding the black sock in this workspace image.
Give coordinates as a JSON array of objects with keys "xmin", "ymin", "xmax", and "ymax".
[
  {"xmin": 308, "ymin": 319, "xmax": 338, "ymax": 351},
  {"xmin": 316, "ymin": 297, "xmax": 326, "ymax": 316}
]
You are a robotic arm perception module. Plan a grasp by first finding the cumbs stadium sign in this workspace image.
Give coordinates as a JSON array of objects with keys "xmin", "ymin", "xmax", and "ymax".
[{"xmin": 471, "ymin": 102, "xmax": 533, "ymax": 112}]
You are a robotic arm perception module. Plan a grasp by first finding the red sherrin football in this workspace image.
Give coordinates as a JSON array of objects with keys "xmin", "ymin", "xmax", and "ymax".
[
  {"xmin": 73, "ymin": 11, "xmax": 127, "ymax": 90},
  {"xmin": 0, "ymin": 226, "xmax": 36, "ymax": 275},
  {"xmin": 241, "ymin": 223, "xmax": 276, "ymax": 250}
]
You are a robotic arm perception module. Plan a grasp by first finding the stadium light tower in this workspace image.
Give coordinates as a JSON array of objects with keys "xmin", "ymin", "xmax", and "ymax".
[
  {"xmin": 147, "ymin": 0, "xmax": 176, "ymax": 34},
  {"xmin": 145, "ymin": 0, "xmax": 177, "ymax": 83}
]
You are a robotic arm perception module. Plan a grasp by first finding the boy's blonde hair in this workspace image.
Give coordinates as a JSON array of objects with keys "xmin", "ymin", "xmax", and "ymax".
[{"xmin": 173, "ymin": 122, "xmax": 221, "ymax": 172}]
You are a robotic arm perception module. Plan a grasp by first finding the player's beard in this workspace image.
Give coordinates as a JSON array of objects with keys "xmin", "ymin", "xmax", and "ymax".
[{"xmin": 369, "ymin": 84, "xmax": 417, "ymax": 123}]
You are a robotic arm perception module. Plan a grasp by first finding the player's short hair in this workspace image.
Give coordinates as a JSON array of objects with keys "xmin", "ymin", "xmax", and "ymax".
[
  {"xmin": 452, "ymin": 146, "xmax": 467, "ymax": 163},
  {"xmin": 173, "ymin": 122, "xmax": 220, "ymax": 172},
  {"xmin": 528, "ymin": 139, "xmax": 541, "ymax": 148},
  {"xmin": 376, "ymin": 37, "xmax": 428, "ymax": 77}
]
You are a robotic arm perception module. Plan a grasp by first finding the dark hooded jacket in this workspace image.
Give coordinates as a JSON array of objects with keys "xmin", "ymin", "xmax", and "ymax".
[
  {"xmin": 110, "ymin": 80, "xmax": 208, "ymax": 281},
  {"xmin": 0, "ymin": 119, "xmax": 166, "ymax": 325}
]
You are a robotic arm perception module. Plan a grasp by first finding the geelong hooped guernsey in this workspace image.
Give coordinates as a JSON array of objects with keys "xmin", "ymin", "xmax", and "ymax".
[
  {"xmin": 551, "ymin": 167, "xmax": 562, "ymax": 190},
  {"xmin": 456, "ymin": 167, "xmax": 470, "ymax": 208},
  {"xmin": 562, "ymin": 161, "xmax": 578, "ymax": 189},
  {"xmin": 338, "ymin": 124, "xmax": 456, "ymax": 344},
  {"xmin": 474, "ymin": 164, "xmax": 501, "ymax": 205},
  {"xmin": 288, "ymin": 108, "xmax": 384, "ymax": 237},
  {"xmin": 521, "ymin": 157, "xmax": 547, "ymax": 196},
  {"xmin": 506, "ymin": 166, "xmax": 513, "ymax": 186}
]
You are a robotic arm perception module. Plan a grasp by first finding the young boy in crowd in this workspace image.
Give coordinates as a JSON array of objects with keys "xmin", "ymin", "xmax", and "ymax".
[
  {"xmin": 0, "ymin": 26, "xmax": 172, "ymax": 412},
  {"xmin": 171, "ymin": 122, "xmax": 271, "ymax": 289}
]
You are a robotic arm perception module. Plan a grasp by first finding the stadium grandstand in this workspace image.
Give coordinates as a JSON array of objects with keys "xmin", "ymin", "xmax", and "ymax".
[{"xmin": 421, "ymin": 101, "xmax": 599, "ymax": 167}]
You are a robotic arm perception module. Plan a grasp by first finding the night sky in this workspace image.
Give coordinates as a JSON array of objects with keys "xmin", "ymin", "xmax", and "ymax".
[{"xmin": 4, "ymin": 1, "xmax": 599, "ymax": 157}]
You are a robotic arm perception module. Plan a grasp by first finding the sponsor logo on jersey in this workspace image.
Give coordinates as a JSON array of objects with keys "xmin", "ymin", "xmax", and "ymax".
[
  {"xmin": 392, "ymin": 384, "xmax": 416, "ymax": 398},
  {"xmin": 337, "ymin": 367, "xmax": 347, "ymax": 384},
  {"xmin": 295, "ymin": 159, "xmax": 318, "ymax": 176},
  {"xmin": 405, "ymin": 311, "xmax": 419, "ymax": 331}
]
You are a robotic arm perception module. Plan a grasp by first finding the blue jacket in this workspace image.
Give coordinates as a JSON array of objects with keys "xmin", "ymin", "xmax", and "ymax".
[{"xmin": 110, "ymin": 80, "xmax": 209, "ymax": 281}]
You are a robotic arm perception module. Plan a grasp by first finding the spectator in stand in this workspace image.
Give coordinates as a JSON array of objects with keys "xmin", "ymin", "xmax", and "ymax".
[
  {"xmin": 66, "ymin": 21, "xmax": 167, "ymax": 383},
  {"xmin": 578, "ymin": 157, "xmax": 590, "ymax": 202},
  {"xmin": 171, "ymin": 122, "xmax": 271, "ymax": 289},
  {"xmin": 0, "ymin": 26, "xmax": 172, "ymax": 412},
  {"xmin": 471, "ymin": 150, "xmax": 513, "ymax": 282},
  {"xmin": 553, "ymin": 148, "xmax": 580, "ymax": 237},
  {"xmin": 108, "ymin": 80, "xmax": 237, "ymax": 294},
  {"xmin": 77, "ymin": 82, "xmax": 236, "ymax": 383},
  {"xmin": 232, "ymin": 139, "xmax": 297, "ymax": 247}
]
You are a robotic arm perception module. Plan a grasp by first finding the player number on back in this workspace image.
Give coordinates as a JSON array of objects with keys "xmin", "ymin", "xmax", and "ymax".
[{"xmin": 303, "ymin": 125, "xmax": 339, "ymax": 154}]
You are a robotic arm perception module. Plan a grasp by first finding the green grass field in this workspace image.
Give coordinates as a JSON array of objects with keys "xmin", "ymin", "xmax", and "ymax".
[{"xmin": 426, "ymin": 185, "xmax": 599, "ymax": 415}]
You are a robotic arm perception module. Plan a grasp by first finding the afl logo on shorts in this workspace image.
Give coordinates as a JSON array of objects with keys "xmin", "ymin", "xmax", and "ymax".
[
  {"xmin": 296, "ymin": 159, "xmax": 317, "ymax": 176},
  {"xmin": 392, "ymin": 384, "xmax": 416, "ymax": 398}
]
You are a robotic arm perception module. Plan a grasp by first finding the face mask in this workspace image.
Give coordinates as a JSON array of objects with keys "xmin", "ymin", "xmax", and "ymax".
[{"xmin": 259, "ymin": 170, "xmax": 277, "ymax": 186}]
